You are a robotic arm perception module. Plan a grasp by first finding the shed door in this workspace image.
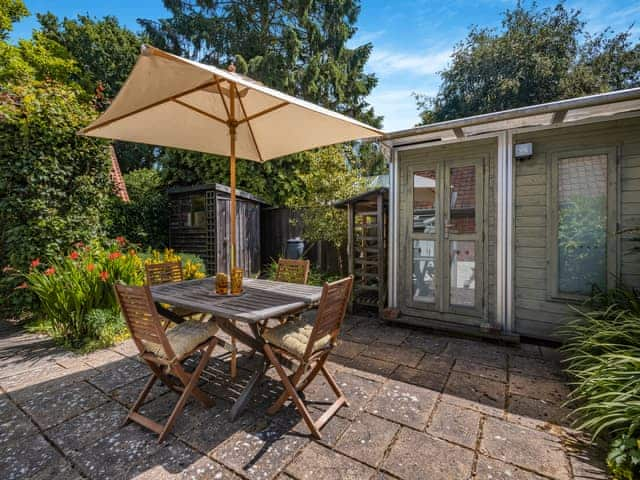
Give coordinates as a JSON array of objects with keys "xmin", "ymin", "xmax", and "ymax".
[{"xmin": 402, "ymin": 156, "xmax": 484, "ymax": 323}]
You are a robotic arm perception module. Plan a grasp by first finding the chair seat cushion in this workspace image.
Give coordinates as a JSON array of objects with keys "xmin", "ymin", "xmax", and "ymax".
[
  {"xmin": 143, "ymin": 320, "xmax": 218, "ymax": 360},
  {"xmin": 263, "ymin": 310, "xmax": 331, "ymax": 358}
]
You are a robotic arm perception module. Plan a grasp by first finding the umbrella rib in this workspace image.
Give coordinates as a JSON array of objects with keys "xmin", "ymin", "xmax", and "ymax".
[
  {"xmin": 80, "ymin": 78, "xmax": 223, "ymax": 134},
  {"xmin": 172, "ymin": 99, "xmax": 228, "ymax": 125},
  {"xmin": 234, "ymin": 83, "xmax": 263, "ymax": 162},
  {"xmin": 238, "ymin": 102, "xmax": 288, "ymax": 124},
  {"xmin": 215, "ymin": 78, "xmax": 232, "ymax": 121}
]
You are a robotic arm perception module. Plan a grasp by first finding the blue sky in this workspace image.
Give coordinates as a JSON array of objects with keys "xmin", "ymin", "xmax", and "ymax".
[{"xmin": 10, "ymin": 0, "xmax": 640, "ymax": 131}]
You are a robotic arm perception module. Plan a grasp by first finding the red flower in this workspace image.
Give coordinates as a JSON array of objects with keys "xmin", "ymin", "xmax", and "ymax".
[
  {"xmin": 74, "ymin": 241, "xmax": 84, "ymax": 249},
  {"xmin": 15, "ymin": 282, "xmax": 28, "ymax": 289},
  {"xmin": 69, "ymin": 251, "xmax": 79, "ymax": 260},
  {"xmin": 99, "ymin": 271, "xmax": 109, "ymax": 282},
  {"xmin": 108, "ymin": 252, "xmax": 122, "ymax": 261},
  {"xmin": 115, "ymin": 236, "xmax": 126, "ymax": 246},
  {"xmin": 87, "ymin": 263, "xmax": 96, "ymax": 272},
  {"xmin": 44, "ymin": 267, "xmax": 55, "ymax": 276},
  {"xmin": 30, "ymin": 258, "xmax": 41, "ymax": 269}
]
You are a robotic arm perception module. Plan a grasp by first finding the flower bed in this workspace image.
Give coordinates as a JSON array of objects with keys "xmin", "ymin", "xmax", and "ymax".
[{"xmin": 5, "ymin": 238, "xmax": 205, "ymax": 351}]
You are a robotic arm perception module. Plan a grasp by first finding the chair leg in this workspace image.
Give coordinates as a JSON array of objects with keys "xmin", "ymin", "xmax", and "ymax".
[
  {"xmin": 320, "ymin": 364, "xmax": 349, "ymax": 408},
  {"xmin": 266, "ymin": 363, "xmax": 305, "ymax": 415},
  {"xmin": 263, "ymin": 345, "xmax": 321, "ymax": 439},
  {"xmin": 124, "ymin": 373, "xmax": 158, "ymax": 427},
  {"xmin": 158, "ymin": 340, "xmax": 217, "ymax": 442}
]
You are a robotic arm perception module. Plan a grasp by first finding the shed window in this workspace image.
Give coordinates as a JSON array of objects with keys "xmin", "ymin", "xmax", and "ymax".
[
  {"xmin": 555, "ymin": 155, "xmax": 607, "ymax": 295},
  {"xmin": 185, "ymin": 195, "xmax": 206, "ymax": 227}
]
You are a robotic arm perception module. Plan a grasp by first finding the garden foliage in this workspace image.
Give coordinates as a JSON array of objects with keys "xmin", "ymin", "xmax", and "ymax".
[
  {"xmin": 14, "ymin": 239, "xmax": 206, "ymax": 350},
  {"xmin": 0, "ymin": 81, "xmax": 111, "ymax": 270},
  {"xmin": 561, "ymin": 287, "xmax": 640, "ymax": 479},
  {"xmin": 106, "ymin": 168, "xmax": 169, "ymax": 248}
]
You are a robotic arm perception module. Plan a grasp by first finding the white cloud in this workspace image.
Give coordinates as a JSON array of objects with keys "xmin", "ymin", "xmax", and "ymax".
[
  {"xmin": 368, "ymin": 48, "xmax": 451, "ymax": 78},
  {"xmin": 367, "ymin": 87, "xmax": 437, "ymax": 131}
]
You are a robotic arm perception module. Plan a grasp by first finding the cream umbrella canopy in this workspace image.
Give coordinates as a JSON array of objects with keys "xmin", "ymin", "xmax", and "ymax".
[{"xmin": 80, "ymin": 44, "xmax": 382, "ymax": 270}]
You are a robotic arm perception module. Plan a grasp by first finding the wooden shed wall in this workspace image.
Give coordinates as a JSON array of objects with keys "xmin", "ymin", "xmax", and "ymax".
[
  {"xmin": 513, "ymin": 117, "xmax": 640, "ymax": 340},
  {"xmin": 168, "ymin": 192, "xmax": 214, "ymax": 273}
]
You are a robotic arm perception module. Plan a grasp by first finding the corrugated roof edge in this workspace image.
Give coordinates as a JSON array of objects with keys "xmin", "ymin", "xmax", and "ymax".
[{"xmin": 383, "ymin": 87, "xmax": 640, "ymax": 142}]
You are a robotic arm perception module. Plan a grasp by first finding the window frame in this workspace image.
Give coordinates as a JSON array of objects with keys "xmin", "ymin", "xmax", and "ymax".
[{"xmin": 547, "ymin": 146, "xmax": 618, "ymax": 302}]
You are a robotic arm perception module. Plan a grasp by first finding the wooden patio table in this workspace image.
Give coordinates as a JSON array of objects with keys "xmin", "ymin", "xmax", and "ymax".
[{"xmin": 149, "ymin": 277, "xmax": 323, "ymax": 419}]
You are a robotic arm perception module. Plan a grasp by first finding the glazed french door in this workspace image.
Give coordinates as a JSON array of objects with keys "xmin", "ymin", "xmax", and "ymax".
[{"xmin": 403, "ymin": 156, "xmax": 484, "ymax": 321}]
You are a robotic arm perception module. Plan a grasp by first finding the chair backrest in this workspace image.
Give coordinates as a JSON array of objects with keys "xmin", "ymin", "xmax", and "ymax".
[
  {"xmin": 275, "ymin": 258, "xmax": 310, "ymax": 285},
  {"xmin": 114, "ymin": 283, "xmax": 175, "ymax": 359},
  {"xmin": 305, "ymin": 276, "xmax": 353, "ymax": 358},
  {"xmin": 145, "ymin": 261, "xmax": 183, "ymax": 286}
]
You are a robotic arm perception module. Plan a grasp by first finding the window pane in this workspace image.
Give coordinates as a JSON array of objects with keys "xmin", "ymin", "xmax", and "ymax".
[
  {"xmin": 413, "ymin": 170, "xmax": 437, "ymax": 233},
  {"xmin": 450, "ymin": 240, "xmax": 475, "ymax": 307},
  {"xmin": 413, "ymin": 240, "xmax": 436, "ymax": 303},
  {"xmin": 558, "ymin": 155, "xmax": 607, "ymax": 295},
  {"xmin": 449, "ymin": 165, "xmax": 476, "ymax": 234}
]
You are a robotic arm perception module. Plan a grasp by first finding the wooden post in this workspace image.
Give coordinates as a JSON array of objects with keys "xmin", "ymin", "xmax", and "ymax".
[
  {"xmin": 229, "ymin": 81, "xmax": 237, "ymax": 270},
  {"xmin": 376, "ymin": 191, "xmax": 385, "ymax": 318}
]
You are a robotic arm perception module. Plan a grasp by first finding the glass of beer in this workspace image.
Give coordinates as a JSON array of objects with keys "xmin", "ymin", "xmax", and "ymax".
[
  {"xmin": 231, "ymin": 267, "xmax": 243, "ymax": 295},
  {"xmin": 215, "ymin": 272, "xmax": 229, "ymax": 295}
]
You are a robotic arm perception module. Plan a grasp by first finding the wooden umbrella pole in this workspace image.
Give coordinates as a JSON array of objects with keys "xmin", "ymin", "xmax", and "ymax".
[{"xmin": 229, "ymin": 80, "xmax": 237, "ymax": 270}]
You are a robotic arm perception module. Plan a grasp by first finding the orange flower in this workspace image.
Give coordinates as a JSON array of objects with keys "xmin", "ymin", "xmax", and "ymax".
[
  {"xmin": 99, "ymin": 271, "xmax": 109, "ymax": 282},
  {"xmin": 129, "ymin": 249, "xmax": 137, "ymax": 256},
  {"xmin": 30, "ymin": 258, "xmax": 41, "ymax": 269},
  {"xmin": 69, "ymin": 251, "xmax": 79, "ymax": 260},
  {"xmin": 44, "ymin": 267, "xmax": 55, "ymax": 276},
  {"xmin": 87, "ymin": 263, "xmax": 96, "ymax": 272},
  {"xmin": 15, "ymin": 282, "xmax": 28, "ymax": 289},
  {"xmin": 108, "ymin": 252, "xmax": 122, "ymax": 261},
  {"xmin": 115, "ymin": 236, "xmax": 126, "ymax": 246}
]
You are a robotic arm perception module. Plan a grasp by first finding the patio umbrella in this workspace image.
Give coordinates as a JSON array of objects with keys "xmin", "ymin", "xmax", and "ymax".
[{"xmin": 80, "ymin": 44, "xmax": 382, "ymax": 270}]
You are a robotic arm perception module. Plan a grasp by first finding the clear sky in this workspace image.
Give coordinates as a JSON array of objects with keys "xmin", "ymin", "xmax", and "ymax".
[{"xmin": 10, "ymin": 0, "xmax": 640, "ymax": 132}]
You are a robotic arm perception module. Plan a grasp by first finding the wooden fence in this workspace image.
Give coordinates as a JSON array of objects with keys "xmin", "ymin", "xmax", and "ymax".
[{"xmin": 260, "ymin": 207, "xmax": 346, "ymax": 275}]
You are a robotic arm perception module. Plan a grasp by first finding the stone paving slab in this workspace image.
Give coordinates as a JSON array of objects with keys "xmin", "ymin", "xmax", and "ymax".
[
  {"xmin": 286, "ymin": 442, "xmax": 375, "ymax": 480},
  {"xmin": 480, "ymin": 417, "xmax": 572, "ymax": 480},
  {"xmin": 0, "ymin": 316, "xmax": 608, "ymax": 480},
  {"xmin": 20, "ymin": 380, "xmax": 110, "ymax": 429},
  {"xmin": 382, "ymin": 427, "xmax": 475, "ymax": 480},
  {"xmin": 335, "ymin": 412, "xmax": 400, "ymax": 467},
  {"xmin": 427, "ymin": 401, "xmax": 481, "ymax": 449},
  {"xmin": 365, "ymin": 379, "xmax": 437, "ymax": 429}
]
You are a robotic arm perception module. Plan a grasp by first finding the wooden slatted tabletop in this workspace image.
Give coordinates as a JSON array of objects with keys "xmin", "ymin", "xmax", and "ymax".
[{"xmin": 149, "ymin": 277, "xmax": 323, "ymax": 323}]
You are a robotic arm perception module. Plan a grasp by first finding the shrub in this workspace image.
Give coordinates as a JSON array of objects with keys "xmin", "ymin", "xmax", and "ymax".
[
  {"xmin": 106, "ymin": 168, "xmax": 169, "ymax": 249},
  {"xmin": 265, "ymin": 257, "xmax": 339, "ymax": 286},
  {"xmin": 0, "ymin": 81, "xmax": 111, "ymax": 318},
  {"xmin": 19, "ymin": 238, "xmax": 206, "ymax": 349},
  {"xmin": 560, "ymin": 286, "xmax": 640, "ymax": 479},
  {"xmin": 24, "ymin": 238, "xmax": 143, "ymax": 343},
  {"xmin": 140, "ymin": 248, "xmax": 207, "ymax": 279}
]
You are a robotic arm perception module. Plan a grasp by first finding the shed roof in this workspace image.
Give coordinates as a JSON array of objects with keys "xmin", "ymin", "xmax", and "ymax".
[
  {"xmin": 334, "ymin": 187, "xmax": 388, "ymax": 208},
  {"xmin": 167, "ymin": 183, "xmax": 268, "ymax": 204},
  {"xmin": 383, "ymin": 87, "xmax": 640, "ymax": 145}
]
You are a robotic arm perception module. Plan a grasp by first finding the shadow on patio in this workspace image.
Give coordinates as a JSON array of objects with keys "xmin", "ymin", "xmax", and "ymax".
[{"xmin": 0, "ymin": 316, "xmax": 609, "ymax": 480}]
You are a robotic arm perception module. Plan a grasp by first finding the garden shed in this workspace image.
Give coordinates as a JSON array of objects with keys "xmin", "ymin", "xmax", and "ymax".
[
  {"xmin": 168, "ymin": 184, "xmax": 265, "ymax": 276},
  {"xmin": 382, "ymin": 87, "xmax": 640, "ymax": 342},
  {"xmin": 335, "ymin": 188, "xmax": 388, "ymax": 317}
]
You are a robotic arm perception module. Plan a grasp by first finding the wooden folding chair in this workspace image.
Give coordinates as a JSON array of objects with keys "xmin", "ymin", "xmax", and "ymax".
[
  {"xmin": 275, "ymin": 258, "xmax": 311, "ymax": 285},
  {"xmin": 115, "ymin": 283, "xmax": 220, "ymax": 442},
  {"xmin": 261, "ymin": 276, "xmax": 353, "ymax": 439},
  {"xmin": 145, "ymin": 261, "xmax": 238, "ymax": 379}
]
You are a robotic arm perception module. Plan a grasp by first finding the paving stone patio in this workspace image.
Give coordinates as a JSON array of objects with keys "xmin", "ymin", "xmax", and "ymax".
[{"xmin": 0, "ymin": 316, "xmax": 609, "ymax": 480}]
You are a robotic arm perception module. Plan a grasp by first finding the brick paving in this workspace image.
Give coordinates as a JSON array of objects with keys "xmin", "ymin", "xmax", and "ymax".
[{"xmin": 0, "ymin": 316, "xmax": 609, "ymax": 480}]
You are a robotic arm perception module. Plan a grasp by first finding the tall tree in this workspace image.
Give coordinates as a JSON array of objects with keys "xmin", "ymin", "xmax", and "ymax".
[
  {"xmin": 415, "ymin": 2, "xmax": 640, "ymax": 124},
  {"xmin": 37, "ymin": 14, "xmax": 152, "ymax": 171},
  {"xmin": 138, "ymin": 0, "xmax": 382, "ymax": 198}
]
